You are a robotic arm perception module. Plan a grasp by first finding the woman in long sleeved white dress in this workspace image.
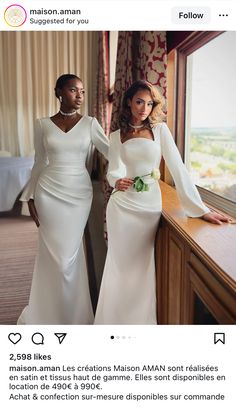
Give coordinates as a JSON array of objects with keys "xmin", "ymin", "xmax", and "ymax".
[
  {"xmin": 18, "ymin": 74, "xmax": 109, "ymax": 325},
  {"xmin": 94, "ymin": 80, "xmax": 230, "ymax": 325}
]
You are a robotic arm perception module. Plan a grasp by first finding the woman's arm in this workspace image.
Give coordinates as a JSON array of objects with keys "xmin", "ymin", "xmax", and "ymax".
[
  {"xmin": 20, "ymin": 119, "xmax": 48, "ymax": 202},
  {"xmin": 160, "ymin": 123, "xmax": 230, "ymax": 223},
  {"xmin": 20, "ymin": 119, "xmax": 48, "ymax": 227},
  {"xmin": 202, "ymin": 211, "xmax": 230, "ymax": 225},
  {"xmin": 91, "ymin": 118, "xmax": 109, "ymax": 160},
  {"xmin": 106, "ymin": 131, "xmax": 127, "ymax": 188},
  {"xmin": 28, "ymin": 199, "xmax": 40, "ymax": 227}
]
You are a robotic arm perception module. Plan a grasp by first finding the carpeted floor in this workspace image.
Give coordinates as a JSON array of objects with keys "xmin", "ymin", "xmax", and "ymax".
[{"xmin": 0, "ymin": 217, "xmax": 37, "ymax": 324}]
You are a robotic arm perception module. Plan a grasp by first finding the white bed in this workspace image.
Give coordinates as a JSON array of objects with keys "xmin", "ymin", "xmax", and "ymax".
[{"xmin": 0, "ymin": 157, "xmax": 34, "ymax": 211}]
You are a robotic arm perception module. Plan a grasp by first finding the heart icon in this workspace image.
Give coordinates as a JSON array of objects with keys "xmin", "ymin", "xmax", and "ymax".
[{"xmin": 8, "ymin": 333, "xmax": 22, "ymax": 345}]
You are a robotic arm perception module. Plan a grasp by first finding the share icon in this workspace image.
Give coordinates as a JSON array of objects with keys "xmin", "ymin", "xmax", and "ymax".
[{"xmin": 54, "ymin": 333, "xmax": 67, "ymax": 344}]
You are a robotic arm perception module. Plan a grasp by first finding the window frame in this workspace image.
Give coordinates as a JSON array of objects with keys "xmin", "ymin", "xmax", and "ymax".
[{"xmin": 174, "ymin": 31, "xmax": 236, "ymax": 217}]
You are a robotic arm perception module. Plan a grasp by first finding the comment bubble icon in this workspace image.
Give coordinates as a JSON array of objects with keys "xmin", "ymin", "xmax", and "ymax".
[{"xmin": 32, "ymin": 332, "xmax": 44, "ymax": 345}]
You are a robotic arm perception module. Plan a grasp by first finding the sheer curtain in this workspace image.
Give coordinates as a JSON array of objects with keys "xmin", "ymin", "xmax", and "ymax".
[{"xmin": 0, "ymin": 31, "xmax": 98, "ymax": 156}]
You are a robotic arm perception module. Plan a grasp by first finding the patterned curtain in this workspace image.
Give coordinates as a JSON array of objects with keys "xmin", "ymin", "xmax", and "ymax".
[
  {"xmin": 111, "ymin": 31, "xmax": 167, "ymax": 131},
  {"xmin": 90, "ymin": 31, "xmax": 110, "ymax": 178},
  {"xmin": 103, "ymin": 31, "xmax": 167, "ymax": 239},
  {"xmin": 93, "ymin": 32, "xmax": 110, "ymax": 134},
  {"xmin": 91, "ymin": 32, "xmax": 112, "ymax": 241}
]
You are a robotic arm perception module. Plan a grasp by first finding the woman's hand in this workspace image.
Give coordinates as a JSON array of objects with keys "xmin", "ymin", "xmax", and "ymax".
[
  {"xmin": 202, "ymin": 211, "xmax": 231, "ymax": 225},
  {"xmin": 28, "ymin": 199, "xmax": 40, "ymax": 227},
  {"xmin": 115, "ymin": 178, "xmax": 133, "ymax": 191}
]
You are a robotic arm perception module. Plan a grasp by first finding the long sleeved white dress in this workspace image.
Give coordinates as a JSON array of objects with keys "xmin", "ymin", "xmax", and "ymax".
[
  {"xmin": 18, "ymin": 116, "xmax": 109, "ymax": 325},
  {"xmin": 94, "ymin": 122, "xmax": 210, "ymax": 325}
]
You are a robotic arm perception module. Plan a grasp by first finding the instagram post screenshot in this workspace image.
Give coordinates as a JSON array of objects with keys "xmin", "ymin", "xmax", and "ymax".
[{"xmin": 0, "ymin": 0, "xmax": 235, "ymax": 406}]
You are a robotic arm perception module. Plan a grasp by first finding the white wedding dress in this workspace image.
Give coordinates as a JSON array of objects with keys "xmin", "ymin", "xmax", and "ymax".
[
  {"xmin": 94, "ymin": 123, "xmax": 210, "ymax": 325},
  {"xmin": 18, "ymin": 116, "xmax": 108, "ymax": 325}
]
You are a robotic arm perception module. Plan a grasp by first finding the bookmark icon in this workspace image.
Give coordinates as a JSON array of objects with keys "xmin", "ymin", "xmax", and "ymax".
[{"xmin": 214, "ymin": 333, "xmax": 225, "ymax": 345}]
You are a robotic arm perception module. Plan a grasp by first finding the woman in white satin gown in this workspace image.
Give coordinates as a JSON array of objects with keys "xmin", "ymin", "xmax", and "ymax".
[
  {"xmin": 18, "ymin": 74, "xmax": 109, "ymax": 324},
  {"xmin": 94, "ymin": 80, "xmax": 230, "ymax": 325}
]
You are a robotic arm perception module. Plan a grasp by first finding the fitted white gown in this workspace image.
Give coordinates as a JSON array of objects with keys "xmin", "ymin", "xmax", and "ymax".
[
  {"xmin": 18, "ymin": 116, "xmax": 108, "ymax": 325},
  {"xmin": 94, "ymin": 123, "xmax": 210, "ymax": 325}
]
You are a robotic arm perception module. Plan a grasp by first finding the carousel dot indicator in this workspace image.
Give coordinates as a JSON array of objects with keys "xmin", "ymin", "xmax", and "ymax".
[{"xmin": 4, "ymin": 4, "xmax": 27, "ymax": 27}]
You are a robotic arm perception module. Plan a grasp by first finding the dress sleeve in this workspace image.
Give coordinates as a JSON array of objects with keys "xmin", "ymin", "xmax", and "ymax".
[
  {"xmin": 106, "ymin": 131, "xmax": 126, "ymax": 188},
  {"xmin": 20, "ymin": 119, "xmax": 48, "ymax": 201},
  {"xmin": 160, "ymin": 123, "xmax": 210, "ymax": 217},
  {"xmin": 91, "ymin": 117, "xmax": 109, "ymax": 160}
]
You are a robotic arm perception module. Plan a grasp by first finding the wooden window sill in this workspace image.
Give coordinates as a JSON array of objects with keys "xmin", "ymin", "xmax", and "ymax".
[{"xmin": 159, "ymin": 181, "xmax": 236, "ymax": 292}]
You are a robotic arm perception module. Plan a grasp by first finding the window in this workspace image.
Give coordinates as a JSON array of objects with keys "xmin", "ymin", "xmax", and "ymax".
[
  {"xmin": 109, "ymin": 31, "xmax": 118, "ymax": 96},
  {"xmin": 185, "ymin": 31, "xmax": 236, "ymax": 205},
  {"xmin": 176, "ymin": 32, "xmax": 236, "ymax": 217}
]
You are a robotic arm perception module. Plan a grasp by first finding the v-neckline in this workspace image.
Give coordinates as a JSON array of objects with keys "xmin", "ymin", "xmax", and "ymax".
[{"xmin": 48, "ymin": 116, "xmax": 85, "ymax": 134}]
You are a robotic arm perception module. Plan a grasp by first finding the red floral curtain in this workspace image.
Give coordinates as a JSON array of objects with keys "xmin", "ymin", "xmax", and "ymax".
[{"xmin": 111, "ymin": 31, "xmax": 167, "ymax": 131}]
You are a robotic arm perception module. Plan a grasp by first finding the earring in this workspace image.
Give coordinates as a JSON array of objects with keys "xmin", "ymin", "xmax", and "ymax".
[{"xmin": 59, "ymin": 96, "xmax": 62, "ymax": 103}]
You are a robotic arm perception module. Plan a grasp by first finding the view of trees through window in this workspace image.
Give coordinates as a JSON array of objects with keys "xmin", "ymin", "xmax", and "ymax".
[{"xmin": 185, "ymin": 32, "xmax": 236, "ymax": 204}]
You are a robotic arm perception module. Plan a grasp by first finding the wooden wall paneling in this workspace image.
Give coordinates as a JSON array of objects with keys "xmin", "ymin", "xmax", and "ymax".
[
  {"xmin": 155, "ymin": 219, "xmax": 169, "ymax": 324},
  {"xmin": 189, "ymin": 253, "xmax": 236, "ymax": 323},
  {"xmin": 167, "ymin": 230, "xmax": 185, "ymax": 324},
  {"xmin": 155, "ymin": 182, "xmax": 236, "ymax": 325},
  {"xmin": 181, "ymin": 247, "xmax": 194, "ymax": 324},
  {"xmin": 189, "ymin": 267, "xmax": 235, "ymax": 324}
]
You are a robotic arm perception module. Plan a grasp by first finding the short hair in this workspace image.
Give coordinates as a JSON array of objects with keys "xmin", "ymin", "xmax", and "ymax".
[
  {"xmin": 119, "ymin": 80, "xmax": 165, "ymax": 132},
  {"xmin": 54, "ymin": 74, "xmax": 82, "ymax": 98}
]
